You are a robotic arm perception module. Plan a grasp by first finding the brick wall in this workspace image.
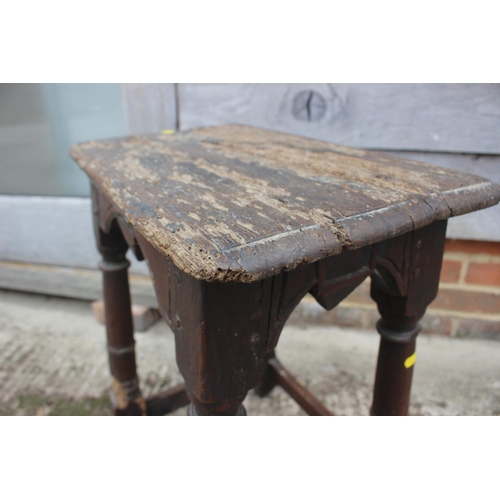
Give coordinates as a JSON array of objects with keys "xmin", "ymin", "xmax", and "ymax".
[{"xmin": 292, "ymin": 239, "xmax": 500, "ymax": 340}]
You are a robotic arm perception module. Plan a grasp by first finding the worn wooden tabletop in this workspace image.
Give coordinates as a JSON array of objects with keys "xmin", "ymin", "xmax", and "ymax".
[{"xmin": 71, "ymin": 125, "xmax": 500, "ymax": 282}]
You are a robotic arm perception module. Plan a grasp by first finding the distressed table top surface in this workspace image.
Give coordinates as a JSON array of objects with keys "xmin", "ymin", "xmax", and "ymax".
[{"xmin": 71, "ymin": 125, "xmax": 500, "ymax": 282}]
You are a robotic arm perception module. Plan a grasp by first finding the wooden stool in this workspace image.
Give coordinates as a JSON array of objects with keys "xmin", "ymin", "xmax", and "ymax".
[{"xmin": 71, "ymin": 125, "xmax": 500, "ymax": 416}]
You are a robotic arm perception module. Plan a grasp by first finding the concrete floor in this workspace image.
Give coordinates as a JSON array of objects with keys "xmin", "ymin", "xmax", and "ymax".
[{"xmin": 1, "ymin": 289, "xmax": 499, "ymax": 416}]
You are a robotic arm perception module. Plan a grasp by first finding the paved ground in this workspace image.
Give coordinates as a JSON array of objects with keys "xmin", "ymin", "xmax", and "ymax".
[{"xmin": 1, "ymin": 289, "xmax": 499, "ymax": 416}]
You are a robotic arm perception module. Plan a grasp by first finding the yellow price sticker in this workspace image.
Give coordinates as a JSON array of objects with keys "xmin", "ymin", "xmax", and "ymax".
[{"xmin": 404, "ymin": 352, "xmax": 416, "ymax": 369}]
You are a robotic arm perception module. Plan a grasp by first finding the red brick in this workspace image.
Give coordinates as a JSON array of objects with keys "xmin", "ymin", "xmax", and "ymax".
[
  {"xmin": 440, "ymin": 260, "xmax": 462, "ymax": 283},
  {"xmin": 430, "ymin": 288, "xmax": 500, "ymax": 314},
  {"xmin": 465, "ymin": 262, "xmax": 500, "ymax": 287},
  {"xmin": 445, "ymin": 239, "xmax": 500, "ymax": 256}
]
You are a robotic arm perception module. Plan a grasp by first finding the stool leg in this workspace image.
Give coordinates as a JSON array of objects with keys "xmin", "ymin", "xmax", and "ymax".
[
  {"xmin": 372, "ymin": 337, "xmax": 417, "ymax": 416},
  {"xmin": 97, "ymin": 223, "xmax": 146, "ymax": 416},
  {"xmin": 370, "ymin": 220, "xmax": 447, "ymax": 416},
  {"xmin": 370, "ymin": 287, "xmax": 421, "ymax": 416},
  {"xmin": 141, "ymin": 254, "xmax": 273, "ymax": 416},
  {"xmin": 181, "ymin": 278, "xmax": 271, "ymax": 416}
]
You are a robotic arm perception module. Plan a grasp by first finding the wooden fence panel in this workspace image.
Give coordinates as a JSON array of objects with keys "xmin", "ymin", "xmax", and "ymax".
[{"xmin": 178, "ymin": 83, "xmax": 500, "ymax": 154}]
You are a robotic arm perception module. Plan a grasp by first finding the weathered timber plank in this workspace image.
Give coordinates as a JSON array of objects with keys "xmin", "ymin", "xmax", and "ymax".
[
  {"xmin": 71, "ymin": 125, "xmax": 500, "ymax": 282},
  {"xmin": 122, "ymin": 83, "xmax": 177, "ymax": 134},
  {"xmin": 2, "ymin": 151, "xmax": 499, "ymax": 284},
  {"xmin": 394, "ymin": 151, "xmax": 500, "ymax": 240},
  {"xmin": 178, "ymin": 83, "xmax": 500, "ymax": 155},
  {"xmin": 0, "ymin": 261, "xmax": 157, "ymax": 307}
]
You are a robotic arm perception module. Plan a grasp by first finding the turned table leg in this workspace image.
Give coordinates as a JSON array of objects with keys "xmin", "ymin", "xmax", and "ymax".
[
  {"xmin": 370, "ymin": 220, "xmax": 447, "ymax": 416},
  {"xmin": 100, "ymin": 256, "xmax": 146, "ymax": 415},
  {"xmin": 370, "ymin": 288, "xmax": 421, "ymax": 416},
  {"xmin": 95, "ymin": 218, "xmax": 146, "ymax": 416}
]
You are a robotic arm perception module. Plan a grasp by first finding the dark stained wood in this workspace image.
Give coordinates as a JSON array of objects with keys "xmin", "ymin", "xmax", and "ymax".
[
  {"xmin": 90, "ymin": 198, "xmax": 485, "ymax": 416},
  {"xmin": 265, "ymin": 246, "xmax": 373, "ymax": 350},
  {"xmin": 80, "ymin": 125, "xmax": 500, "ymax": 416},
  {"xmin": 130, "ymin": 216, "xmax": 448, "ymax": 416},
  {"xmin": 370, "ymin": 220, "xmax": 448, "ymax": 416},
  {"xmin": 394, "ymin": 151, "xmax": 500, "ymax": 242},
  {"xmin": 71, "ymin": 125, "xmax": 500, "ymax": 284},
  {"xmin": 137, "ymin": 228, "xmax": 349, "ymax": 414},
  {"xmin": 93, "ymin": 190, "xmax": 146, "ymax": 416},
  {"xmin": 145, "ymin": 384, "xmax": 189, "ymax": 416},
  {"xmin": 370, "ymin": 338, "xmax": 417, "ymax": 416},
  {"xmin": 138, "ymin": 234, "xmax": 273, "ymax": 416}
]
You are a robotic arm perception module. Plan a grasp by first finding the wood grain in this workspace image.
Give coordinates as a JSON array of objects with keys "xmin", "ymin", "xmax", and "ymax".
[
  {"xmin": 394, "ymin": 151, "xmax": 500, "ymax": 240},
  {"xmin": 71, "ymin": 125, "xmax": 500, "ymax": 283},
  {"xmin": 178, "ymin": 83, "xmax": 500, "ymax": 154}
]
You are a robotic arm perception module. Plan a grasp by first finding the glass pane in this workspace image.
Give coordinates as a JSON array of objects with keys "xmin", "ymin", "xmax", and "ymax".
[{"xmin": 0, "ymin": 83, "xmax": 127, "ymax": 197}]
